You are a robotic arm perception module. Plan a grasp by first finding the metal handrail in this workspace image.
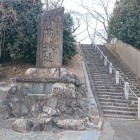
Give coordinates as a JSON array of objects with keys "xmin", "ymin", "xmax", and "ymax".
[
  {"xmin": 118, "ymin": 74, "xmax": 125, "ymax": 83},
  {"xmin": 93, "ymin": 44, "xmax": 138, "ymax": 99},
  {"xmin": 128, "ymin": 86, "xmax": 138, "ymax": 99}
]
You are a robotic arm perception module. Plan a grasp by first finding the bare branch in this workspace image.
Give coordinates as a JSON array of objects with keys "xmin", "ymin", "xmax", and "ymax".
[
  {"xmin": 60, "ymin": 0, "xmax": 65, "ymax": 7},
  {"xmin": 79, "ymin": 0, "xmax": 113, "ymax": 43},
  {"xmin": 78, "ymin": 35, "xmax": 89, "ymax": 43},
  {"xmin": 75, "ymin": 28, "xmax": 87, "ymax": 36},
  {"xmin": 44, "ymin": 0, "xmax": 65, "ymax": 10}
]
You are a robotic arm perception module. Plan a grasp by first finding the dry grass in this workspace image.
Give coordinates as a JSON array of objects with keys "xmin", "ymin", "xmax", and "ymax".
[
  {"xmin": 0, "ymin": 51, "xmax": 84, "ymax": 83},
  {"xmin": 0, "ymin": 62, "xmax": 35, "ymax": 82},
  {"xmin": 63, "ymin": 53, "xmax": 84, "ymax": 82}
]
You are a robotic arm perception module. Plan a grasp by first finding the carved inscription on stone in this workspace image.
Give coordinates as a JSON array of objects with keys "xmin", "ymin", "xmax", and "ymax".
[{"xmin": 36, "ymin": 7, "xmax": 64, "ymax": 68}]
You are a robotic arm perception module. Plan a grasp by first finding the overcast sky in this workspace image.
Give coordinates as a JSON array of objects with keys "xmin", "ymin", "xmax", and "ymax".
[
  {"xmin": 42, "ymin": 0, "xmax": 116, "ymax": 44},
  {"xmin": 63, "ymin": 0, "xmax": 115, "ymax": 44}
]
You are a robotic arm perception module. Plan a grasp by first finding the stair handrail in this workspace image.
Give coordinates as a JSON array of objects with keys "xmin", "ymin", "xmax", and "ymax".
[
  {"xmin": 93, "ymin": 44, "xmax": 138, "ymax": 100},
  {"xmin": 128, "ymin": 86, "xmax": 138, "ymax": 99}
]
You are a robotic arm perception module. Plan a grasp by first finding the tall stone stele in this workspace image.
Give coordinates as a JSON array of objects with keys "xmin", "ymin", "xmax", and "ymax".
[{"xmin": 36, "ymin": 7, "xmax": 64, "ymax": 68}]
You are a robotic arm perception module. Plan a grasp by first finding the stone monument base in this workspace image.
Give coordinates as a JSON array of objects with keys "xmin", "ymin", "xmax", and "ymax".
[{"xmin": 0, "ymin": 68, "xmax": 98, "ymax": 132}]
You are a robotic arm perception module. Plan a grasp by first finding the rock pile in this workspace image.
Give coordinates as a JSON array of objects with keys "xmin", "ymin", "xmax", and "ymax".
[
  {"xmin": 0, "ymin": 69, "xmax": 98, "ymax": 132},
  {"xmin": 12, "ymin": 117, "xmax": 93, "ymax": 133}
]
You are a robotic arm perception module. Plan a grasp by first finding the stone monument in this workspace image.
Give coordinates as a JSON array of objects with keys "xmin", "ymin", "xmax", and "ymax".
[
  {"xmin": 0, "ymin": 7, "xmax": 98, "ymax": 133},
  {"xmin": 36, "ymin": 7, "xmax": 64, "ymax": 68}
]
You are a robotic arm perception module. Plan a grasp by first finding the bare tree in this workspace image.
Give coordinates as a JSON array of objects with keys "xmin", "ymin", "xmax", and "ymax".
[
  {"xmin": 43, "ymin": 0, "xmax": 65, "ymax": 10},
  {"xmin": 79, "ymin": 0, "xmax": 116, "ymax": 43}
]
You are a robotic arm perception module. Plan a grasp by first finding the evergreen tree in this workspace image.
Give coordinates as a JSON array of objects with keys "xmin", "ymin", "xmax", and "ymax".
[
  {"xmin": 108, "ymin": 0, "xmax": 140, "ymax": 49},
  {"xmin": 0, "ymin": 0, "xmax": 43, "ymax": 63},
  {"xmin": 0, "ymin": 1, "xmax": 76, "ymax": 63},
  {"xmin": 63, "ymin": 13, "xmax": 76, "ymax": 60}
]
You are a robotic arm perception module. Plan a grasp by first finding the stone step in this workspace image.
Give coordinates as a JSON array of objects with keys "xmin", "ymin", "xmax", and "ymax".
[
  {"xmin": 95, "ymin": 86, "xmax": 123, "ymax": 89},
  {"xmin": 103, "ymin": 109, "xmax": 137, "ymax": 116},
  {"xmin": 96, "ymin": 89, "xmax": 123, "ymax": 92},
  {"xmin": 98, "ymin": 94, "xmax": 137, "ymax": 100},
  {"xmin": 98, "ymin": 92, "xmax": 124, "ymax": 96},
  {"xmin": 104, "ymin": 114, "xmax": 137, "ymax": 120},
  {"xmin": 99, "ymin": 98, "xmax": 138, "ymax": 104},
  {"xmin": 102, "ymin": 106, "xmax": 137, "ymax": 111},
  {"xmin": 98, "ymin": 94, "xmax": 124, "ymax": 99},
  {"xmin": 100, "ymin": 101, "xmax": 137, "ymax": 107},
  {"xmin": 82, "ymin": 45, "xmax": 140, "ymax": 119}
]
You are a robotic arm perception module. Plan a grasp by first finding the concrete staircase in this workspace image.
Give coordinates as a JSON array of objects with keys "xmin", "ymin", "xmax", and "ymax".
[{"xmin": 81, "ymin": 44, "xmax": 140, "ymax": 119}]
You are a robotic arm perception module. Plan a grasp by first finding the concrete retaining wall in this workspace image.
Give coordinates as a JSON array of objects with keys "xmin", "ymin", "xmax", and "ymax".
[{"xmin": 108, "ymin": 40, "xmax": 140, "ymax": 79}]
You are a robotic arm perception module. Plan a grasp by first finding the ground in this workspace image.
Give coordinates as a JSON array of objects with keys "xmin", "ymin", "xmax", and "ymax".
[
  {"xmin": 0, "ymin": 118, "xmax": 99, "ymax": 140},
  {"xmin": 99, "ymin": 119, "xmax": 140, "ymax": 140}
]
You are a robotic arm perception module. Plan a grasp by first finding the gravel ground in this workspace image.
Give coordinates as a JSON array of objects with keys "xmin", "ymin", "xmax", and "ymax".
[
  {"xmin": 0, "ymin": 118, "xmax": 63, "ymax": 140},
  {"xmin": 0, "ymin": 128, "xmax": 63, "ymax": 140},
  {"xmin": 0, "ymin": 118, "xmax": 98, "ymax": 140},
  {"xmin": 0, "ymin": 128, "xmax": 99, "ymax": 140}
]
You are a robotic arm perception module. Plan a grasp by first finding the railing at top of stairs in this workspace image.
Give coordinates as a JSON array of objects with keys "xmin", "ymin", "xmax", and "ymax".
[{"xmin": 93, "ymin": 44, "xmax": 140, "ymax": 119}]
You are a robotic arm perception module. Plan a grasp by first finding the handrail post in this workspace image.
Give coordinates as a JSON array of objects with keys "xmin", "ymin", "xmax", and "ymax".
[
  {"xmin": 95, "ymin": 45, "xmax": 97, "ymax": 51},
  {"xmin": 109, "ymin": 63, "xmax": 113, "ymax": 74},
  {"xmin": 100, "ymin": 51, "xmax": 103, "ymax": 60},
  {"xmin": 138, "ymin": 98, "xmax": 140, "ymax": 119},
  {"xmin": 104, "ymin": 56, "xmax": 107, "ymax": 66},
  {"xmin": 124, "ymin": 82, "xmax": 129, "ymax": 99},
  {"xmin": 115, "ymin": 71, "xmax": 119, "ymax": 84},
  {"xmin": 97, "ymin": 47, "xmax": 99, "ymax": 54}
]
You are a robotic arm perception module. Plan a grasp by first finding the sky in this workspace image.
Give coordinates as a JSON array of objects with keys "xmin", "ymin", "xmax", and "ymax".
[
  {"xmin": 63, "ymin": 0, "xmax": 116, "ymax": 44},
  {"xmin": 42, "ymin": 0, "xmax": 116, "ymax": 44}
]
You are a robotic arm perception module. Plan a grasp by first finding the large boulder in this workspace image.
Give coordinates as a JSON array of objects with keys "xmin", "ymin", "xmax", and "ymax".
[
  {"xmin": 10, "ymin": 97, "xmax": 19, "ymax": 103},
  {"xmin": 8, "ymin": 85, "xmax": 28, "ymax": 109},
  {"xmin": 0, "ymin": 82, "xmax": 7, "ymax": 87},
  {"xmin": 32, "ymin": 118, "xmax": 53, "ymax": 131},
  {"xmin": 0, "ymin": 100, "xmax": 11, "ymax": 119},
  {"xmin": 43, "ymin": 105, "xmax": 61, "ymax": 116},
  {"xmin": 12, "ymin": 119, "xmax": 34, "ymax": 133},
  {"xmin": 72, "ymin": 74, "xmax": 81, "ymax": 87},
  {"xmin": 32, "ymin": 121, "xmax": 44, "ymax": 131},
  {"xmin": 39, "ymin": 118, "xmax": 53, "ymax": 131},
  {"xmin": 25, "ymin": 68, "xmax": 60, "ymax": 78},
  {"xmin": 8, "ymin": 86, "xmax": 17, "ymax": 95},
  {"xmin": 47, "ymin": 97, "xmax": 57, "ymax": 109},
  {"xmin": 37, "ymin": 113, "xmax": 49, "ymax": 119},
  {"xmin": 51, "ymin": 83, "xmax": 76, "ymax": 99},
  {"xmin": 60, "ymin": 68, "xmax": 69, "ymax": 76},
  {"xmin": 11, "ymin": 103, "xmax": 28, "ymax": 117},
  {"xmin": 57, "ymin": 119, "xmax": 88, "ymax": 131},
  {"xmin": 31, "ymin": 103, "xmax": 42, "ymax": 117},
  {"xmin": 9, "ymin": 85, "xmax": 28, "ymax": 97},
  {"xmin": 60, "ymin": 73, "xmax": 81, "ymax": 87},
  {"xmin": 25, "ymin": 68, "xmax": 69, "ymax": 79}
]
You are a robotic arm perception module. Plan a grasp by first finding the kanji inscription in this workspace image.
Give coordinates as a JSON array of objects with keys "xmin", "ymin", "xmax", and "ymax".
[{"xmin": 36, "ymin": 7, "xmax": 64, "ymax": 68}]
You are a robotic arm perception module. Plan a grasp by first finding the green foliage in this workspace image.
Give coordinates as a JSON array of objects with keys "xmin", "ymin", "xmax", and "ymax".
[
  {"xmin": 108, "ymin": 0, "xmax": 140, "ymax": 49},
  {"xmin": 0, "ymin": 0, "xmax": 43, "ymax": 63},
  {"xmin": 0, "ymin": 0, "xmax": 76, "ymax": 63},
  {"xmin": 63, "ymin": 13, "xmax": 76, "ymax": 60}
]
